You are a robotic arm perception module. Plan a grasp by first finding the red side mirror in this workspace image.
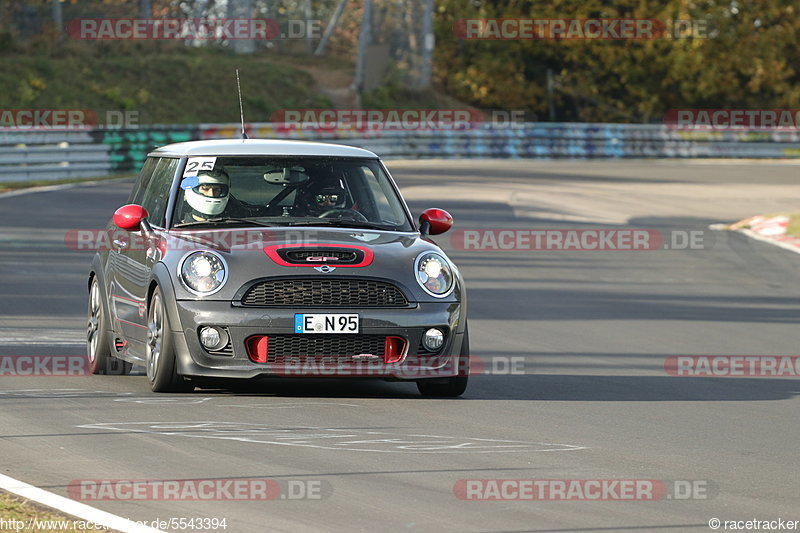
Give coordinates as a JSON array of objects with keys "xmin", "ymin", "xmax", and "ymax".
[
  {"xmin": 419, "ymin": 208, "xmax": 453, "ymax": 236},
  {"xmin": 113, "ymin": 204, "xmax": 149, "ymax": 231}
]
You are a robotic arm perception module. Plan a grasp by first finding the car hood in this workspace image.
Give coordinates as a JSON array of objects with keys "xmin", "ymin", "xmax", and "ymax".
[
  {"xmin": 163, "ymin": 227, "xmax": 423, "ymax": 253},
  {"xmin": 160, "ymin": 226, "xmax": 459, "ymax": 303}
]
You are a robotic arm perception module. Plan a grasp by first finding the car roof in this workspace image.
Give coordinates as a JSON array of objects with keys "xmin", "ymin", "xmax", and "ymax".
[{"xmin": 148, "ymin": 139, "xmax": 379, "ymax": 158}]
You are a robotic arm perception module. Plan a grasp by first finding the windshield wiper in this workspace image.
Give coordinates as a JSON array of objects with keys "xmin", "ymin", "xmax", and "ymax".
[
  {"xmin": 286, "ymin": 220, "xmax": 396, "ymax": 231},
  {"xmin": 173, "ymin": 217, "xmax": 278, "ymax": 229}
]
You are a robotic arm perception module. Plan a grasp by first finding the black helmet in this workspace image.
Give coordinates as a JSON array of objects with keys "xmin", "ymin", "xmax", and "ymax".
[{"xmin": 303, "ymin": 179, "xmax": 348, "ymax": 214}]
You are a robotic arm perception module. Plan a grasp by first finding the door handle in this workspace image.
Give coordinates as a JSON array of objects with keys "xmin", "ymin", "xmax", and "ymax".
[{"xmin": 112, "ymin": 239, "xmax": 128, "ymax": 249}]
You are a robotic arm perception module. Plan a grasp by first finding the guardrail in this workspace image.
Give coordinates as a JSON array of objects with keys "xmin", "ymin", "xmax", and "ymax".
[{"xmin": 2, "ymin": 123, "xmax": 799, "ymax": 182}]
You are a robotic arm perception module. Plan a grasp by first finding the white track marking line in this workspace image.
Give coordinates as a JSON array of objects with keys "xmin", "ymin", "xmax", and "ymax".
[
  {"xmin": 0, "ymin": 473, "xmax": 165, "ymax": 533},
  {"xmin": 0, "ymin": 183, "xmax": 80, "ymax": 199},
  {"xmin": 0, "ymin": 328, "xmax": 85, "ymax": 346},
  {"xmin": 79, "ymin": 421, "xmax": 588, "ymax": 454},
  {"xmin": 0, "ymin": 342, "xmax": 82, "ymax": 348}
]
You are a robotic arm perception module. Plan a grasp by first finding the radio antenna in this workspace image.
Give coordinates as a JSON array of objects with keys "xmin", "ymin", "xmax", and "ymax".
[{"xmin": 236, "ymin": 69, "xmax": 248, "ymax": 139}]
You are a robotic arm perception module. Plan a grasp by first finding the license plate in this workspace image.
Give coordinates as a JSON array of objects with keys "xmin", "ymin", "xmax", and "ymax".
[{"xmin": 294, "ymin": 314, "xmax": 359, "ymax": 334}]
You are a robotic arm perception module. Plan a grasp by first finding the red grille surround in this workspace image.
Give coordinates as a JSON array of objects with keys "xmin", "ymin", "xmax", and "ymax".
[
  {"xmin": 263, "ymin": 244, "xmax": 374, "ymax": 267},
  {"xmin": 245, "ymin": 334, "xmax": 407, "ymax": 365}
]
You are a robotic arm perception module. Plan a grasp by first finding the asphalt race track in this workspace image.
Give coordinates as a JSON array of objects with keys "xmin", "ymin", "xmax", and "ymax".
[{"xmin": 1, "ymin": 159, "xmax": 800, "ymax": 532}]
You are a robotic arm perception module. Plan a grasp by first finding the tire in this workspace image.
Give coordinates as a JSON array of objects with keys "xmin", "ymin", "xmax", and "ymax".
[
  {"xmin": 417, "ymin": 322, "xmax": 470, "ymax": 397},
  {"xmin": 87, "ymin": 277, "xmax": 112, "ymax": 375},
  {"xmin": 146, "ymin": 287, "xmax": 194, "ymax": 393}
]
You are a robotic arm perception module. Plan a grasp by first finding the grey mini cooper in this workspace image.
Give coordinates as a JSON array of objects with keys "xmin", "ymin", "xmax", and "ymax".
[{"xmin": 87, "ymin": 139, "xmax": 468, "ymax": 396}]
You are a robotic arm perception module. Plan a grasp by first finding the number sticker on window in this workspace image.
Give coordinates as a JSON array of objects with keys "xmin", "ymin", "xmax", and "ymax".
[{"xmin": 183, "ymin": 157, "xmax": 217, "ymax": 177}]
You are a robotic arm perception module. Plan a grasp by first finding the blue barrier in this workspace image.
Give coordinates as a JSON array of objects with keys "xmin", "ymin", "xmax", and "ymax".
[{"xmin": 1, "ymin": 122, "xmax": 798, "ymax": 182}]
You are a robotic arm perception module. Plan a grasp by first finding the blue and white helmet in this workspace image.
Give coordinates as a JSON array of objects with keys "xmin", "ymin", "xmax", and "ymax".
[{"xmin": 184, "ymin": 169, "xmax": 230, "ymax": 217}]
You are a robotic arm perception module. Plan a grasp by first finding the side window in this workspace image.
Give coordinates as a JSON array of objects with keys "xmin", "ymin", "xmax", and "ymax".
[
  {"xmin": 127, "ymin": 157, "xmax": 159, "ymax": 205},
  {"xmin": 140, "ymin": 158, "xmax": 178, "ymax": 227}
]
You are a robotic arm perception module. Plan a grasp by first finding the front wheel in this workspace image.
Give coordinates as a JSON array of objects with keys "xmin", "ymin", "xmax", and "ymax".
[
  {"xmin": 87, "ymin": 277, "xmax": 111, "ymax": 375},
  {"xmin": 146, "ymin": 288, "xmax": 194, "ymax": 393},
  {"xmin": 417, "ymin": 323, "xmax": 470, "ymax": 397}
]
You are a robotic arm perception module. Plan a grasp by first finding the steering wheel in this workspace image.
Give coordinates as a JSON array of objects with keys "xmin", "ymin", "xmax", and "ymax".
[{"xmin": 319, "ymin": 208, "xmax": 369, "ymax": 222}]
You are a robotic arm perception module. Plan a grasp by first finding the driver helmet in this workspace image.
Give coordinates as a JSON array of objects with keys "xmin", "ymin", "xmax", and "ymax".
[
  {"xmin": 305, "ymin": 179, "xmax": 348, "ymax": 214},
  {"xmin": 183, "ymin": 169, "xmax": 230, "ymax": 218}
]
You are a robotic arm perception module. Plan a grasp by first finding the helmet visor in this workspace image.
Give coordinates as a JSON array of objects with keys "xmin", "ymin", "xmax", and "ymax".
[
  {"xmin": 315, "ymin": 193, "xmax": 342, "ymax": 205},
  {"xmin": 193, "ymin": 183, "xmax": 229, "ymax": 198}
]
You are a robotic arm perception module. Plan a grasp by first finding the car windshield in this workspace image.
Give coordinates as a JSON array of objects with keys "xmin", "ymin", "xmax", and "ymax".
[{"xmin": 171, "ymin": 157, "xmax": 412, "ymax": 231}]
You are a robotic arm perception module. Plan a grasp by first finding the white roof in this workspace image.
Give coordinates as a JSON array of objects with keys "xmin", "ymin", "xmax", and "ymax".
[{"xmin": 149, "ymin": 138, "xmax": 378, "ymax": 158}]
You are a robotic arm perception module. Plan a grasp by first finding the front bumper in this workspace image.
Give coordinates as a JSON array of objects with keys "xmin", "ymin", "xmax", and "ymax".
[{"xmin": 170, "ymin": 300, "xmax": 465, "ymax": 380}]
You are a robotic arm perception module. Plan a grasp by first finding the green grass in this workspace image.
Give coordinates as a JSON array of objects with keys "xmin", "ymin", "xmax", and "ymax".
[
  {"xmin": 0, "ymin": 47, "xmax": 332, "ymax": 124},
  {"xmin": 361, "ymin": 81, "xmax": 472, "ymax": 110},
  {"xmin": 0, "ymin": 173, "xmax": 134, "ymax": 194},
  {"xmin": 0, "ymin": 45, "xmax": 471, "ymax": 125},
  {"xmin": 0, "ymin": 490, "xmax": 112, "ymax": 532},
  {"xmin": 786, "ymin": 214, "xmax": 800, "ymax": 237}
]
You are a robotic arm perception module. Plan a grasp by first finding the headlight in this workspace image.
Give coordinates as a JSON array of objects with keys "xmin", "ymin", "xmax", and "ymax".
[
  {"xmin": 179, "ymin": 251, "xmax": 228, "ymax": 295},
  {"xmin": 415, "ymin": 252, "xmax": 454, "ymax": 297}
]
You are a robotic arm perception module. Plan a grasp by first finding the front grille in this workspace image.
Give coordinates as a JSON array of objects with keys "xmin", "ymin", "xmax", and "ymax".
[
  {"xmin": 242, "ymin": 279, "xmax": 408, "ymax": 307},
  {"xmin": 268, "ymin": 334, "xmax": 386, "ymax": 364}
]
